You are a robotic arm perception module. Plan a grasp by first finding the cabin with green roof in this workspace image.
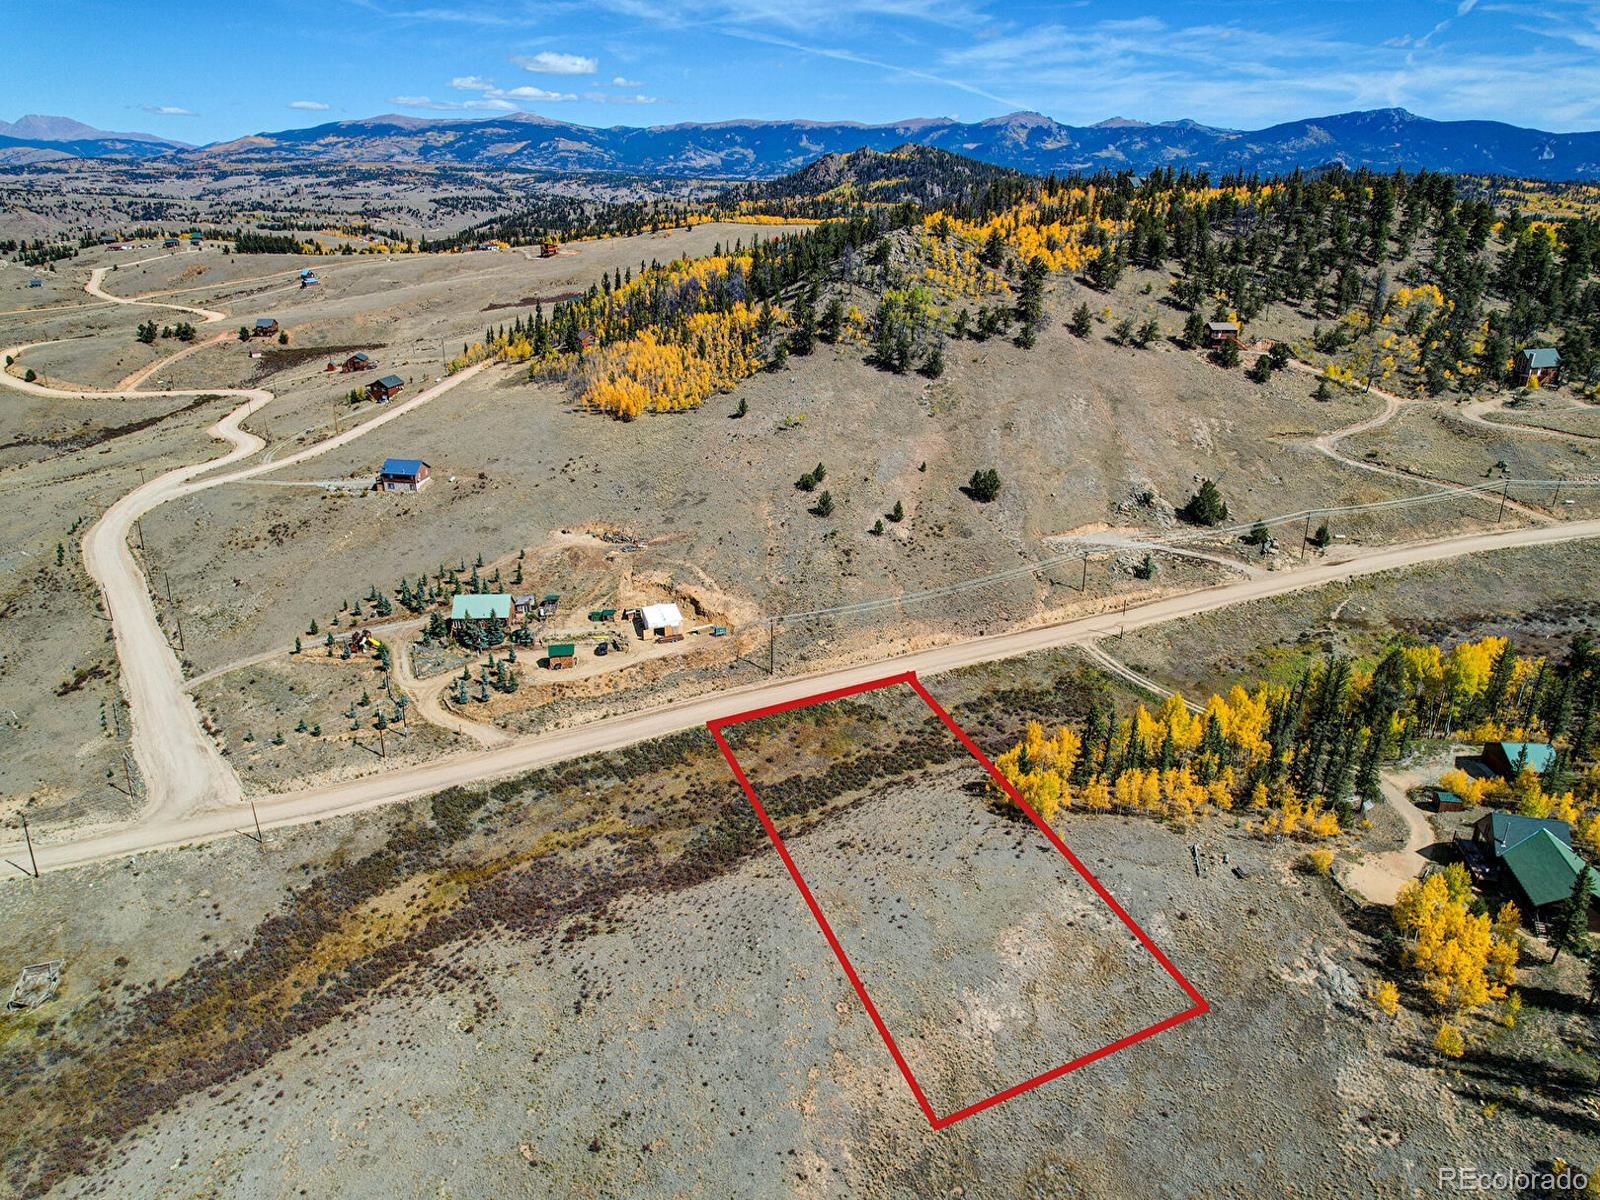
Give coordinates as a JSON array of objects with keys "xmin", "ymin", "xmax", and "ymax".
[
  {"xmin": 546, "ymin": 643, "xmax": 576, "ymax": 670},
  {"xmin": 1482, "ymin": 741, "xmax": 1557, "ymax": 782},
  {"xmin": 449, "ymin": 593, "xmax": 511, "ymax": 633},
  {"xmin": 1500, "ymin": 830, "xmax": 1600, "ymax": 927},
  {"xmin": 1512, "ymin": 347, "xmax": 1560, "ymax": 387}
]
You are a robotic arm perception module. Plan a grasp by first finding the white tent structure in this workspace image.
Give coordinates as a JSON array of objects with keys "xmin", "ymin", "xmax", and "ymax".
[{"xmin": 638, "ymin": 602, "xmax": 684, "ymax": 635}]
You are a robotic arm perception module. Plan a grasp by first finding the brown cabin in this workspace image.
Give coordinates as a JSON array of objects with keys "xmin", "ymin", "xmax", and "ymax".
[
  {"xmin": 540, "ymin": 240, "xmax": 559, "ymax": 258},
  {"xmin": 1205, "ymin": 320, "xmax": 1240, "ymax": 348},
  {"xmin": 1512, "ymin": 348, "xmax": 1560, "ymax": 387},
  {"xmin": 367, "ymin": 374, "xmax": 405, "ymax": 403},
  {"xmin": 251, "ymin": 317, "xmax": 279, "ymax": 338}
]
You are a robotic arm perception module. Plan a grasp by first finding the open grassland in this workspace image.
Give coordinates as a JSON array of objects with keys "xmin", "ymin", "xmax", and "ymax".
[
  {"xmin": 0, "ymin": 392, "xmax": 237, "ymax": 830},
  {"xmin": 2, "ymin": 644, "xmax": 1593, "ymax": 1197}
]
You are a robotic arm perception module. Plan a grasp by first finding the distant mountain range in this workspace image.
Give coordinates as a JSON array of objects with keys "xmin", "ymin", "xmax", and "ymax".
[
  {"xmin": 6, "ymin": 107, "xmax": 1600, "ymax": 181},
  {"xmin": 0, "ymin": 115, "xmax": 190, "ymax": 163}
]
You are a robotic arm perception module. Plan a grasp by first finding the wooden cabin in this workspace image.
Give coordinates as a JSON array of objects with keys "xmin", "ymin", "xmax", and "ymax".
[
  {"xmin": 1512, "ymin": 348, "xmax": 1560, "ymax": 387},
  {"xmin": 367, "ymin": 374, "xmax": 405, "ymax": 403},
  {"xmin": 376, "ymin": 458, "xmax": 430, "ymax": 492}
]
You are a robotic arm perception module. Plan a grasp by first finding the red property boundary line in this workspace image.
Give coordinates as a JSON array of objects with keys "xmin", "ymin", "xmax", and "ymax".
[{"xmin": 707, "ymin": 669, "xmax": 1209, "ymax": 1130}]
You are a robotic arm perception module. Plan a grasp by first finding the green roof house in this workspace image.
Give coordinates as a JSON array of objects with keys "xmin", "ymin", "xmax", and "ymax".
[
  {"xmin": 1471, "ymin": 810, "xmax": 1572, "ymax": 858},
  {"xmin": 1514, "ymin": 347, "xmax": 1561, "ymax": 387},
  {"xmin": 1500, "ymin": 829, "xmax": 1600, "ymax": 914},
  {"xmin": 1482, "ymin": 741, "xmax": 1557, "ymax": 781},
  {"xmin": 450, "ymin": 594, "xmax": 512, "ymax": 625}
]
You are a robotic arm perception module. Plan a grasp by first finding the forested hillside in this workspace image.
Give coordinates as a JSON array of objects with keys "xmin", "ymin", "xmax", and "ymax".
[{"xmin": 443, "ymin": 157, "xmax": 1600, "ymax": 418}]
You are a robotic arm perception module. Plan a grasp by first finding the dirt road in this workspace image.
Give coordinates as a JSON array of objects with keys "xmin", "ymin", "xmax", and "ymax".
[
  {"xmin": 1341, "ymin": 760, "xmax": 1442, "ymax": 904},
  {"xmin": 0, "ymin": 337, "xmax": 489, "ymax": 830},
  {"xmin": 9, "ymin": 513, "xmax": 1600, "ymax": 875},
  {"xmin": 1457, "ymin": 394, "xmax": 1600, "ymax": 444},
  {"xmin": 84, "ymin": 260, "xmax": 227, "ymax": 323}
]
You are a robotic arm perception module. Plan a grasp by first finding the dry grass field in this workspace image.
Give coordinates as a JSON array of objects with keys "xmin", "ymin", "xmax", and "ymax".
[
  {"xmin": 4, "ymin": 224, "xmax": 1588, "ymax": 828},
  {"xmin": 4, "ymin": 176, "xmax": 1600, "ymax": 1199},
  {"xmin": 2, "ymin": 635, "xmax": 1594, "ymax": 1198}
]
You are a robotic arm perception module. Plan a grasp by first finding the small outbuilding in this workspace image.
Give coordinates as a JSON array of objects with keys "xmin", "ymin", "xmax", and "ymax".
[
  {"xmin": 637, "ymin": 602, "xmax": 684, "ymax": 641},
  {"xmin": 1482, "ymin": 740, "xmax": 1557, "ymax": 782},
  {"xmin": 376, "ymin": 458, "xmax": 430, "ymax": 492},
  {"xmin": 251, "ymin": 317, "xmax": 279, "ymax": 338},
  {"xmin": 340, "ymin": 352, "xmax": 374, "ymax": 372},
  {"xmin": 1423, "ymin": 786, "xmax": 1465, "ymax": 813},
  {"xmin": 368, "ymin": 374, "xmax": 405, "ymax": 403},
  {"xmin": 1512, "ymin": 347, "xmax": 1561, "ymax": 388},
  {"xmin": 26, "ymin": 278, "xmax": 41, "ymax": 288},
  {"xmin": 546, "ymin": 643, "xmax": 577, "ymax": 670}
]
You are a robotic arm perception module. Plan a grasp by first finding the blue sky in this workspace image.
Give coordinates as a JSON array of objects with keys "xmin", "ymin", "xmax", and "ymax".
[{"xmin": 5, "ymin": 0, "xmax": 1600, "ymax": 141}]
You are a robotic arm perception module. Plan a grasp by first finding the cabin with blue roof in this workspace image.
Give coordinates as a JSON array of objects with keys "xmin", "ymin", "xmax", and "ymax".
[{"xmin": 376, "ymin": 458, "xmax": 430, "ymax": 492}]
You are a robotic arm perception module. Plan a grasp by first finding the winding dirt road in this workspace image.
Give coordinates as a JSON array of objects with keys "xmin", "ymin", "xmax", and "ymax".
[
  {"xmin": 0, "ymin": 323, "xmax": 488, "ymax": 834},
  {"xmin": 5, "ymin": 276, "xmax": 1600, "ymax": 877},
  {"xmin": 9, "ymin": 513, "xmax": 1600, "ymax": 875}
]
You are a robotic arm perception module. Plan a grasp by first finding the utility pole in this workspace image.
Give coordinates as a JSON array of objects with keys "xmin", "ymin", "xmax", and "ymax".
[
  {"xmin": 1080, "ymin": 555, "xmax": 1088, "ymax": 592},
  {"xmin": 236, "ymin": 801, "xmax": 265, "ymax": 846},
  {"xmin": 1119, "ymin": 598, "xmax": 1127, "ymax": 640},
  {"xmin": 1300, "ymin": 513, "xmax": 1312, "ymax": 561},
  {"xmin": 7, "ymin": 814, "xmax": 40, "ymax": 878},
  {"xmin": 121, "ymin": 752, "xmax": 135, "ymax": 798},
  {"xmin": 1497, "ymin": 480, "xmax": 1509, "ymax": 523},
  {"xmin": 165, "ymin": 573, "xmax": 186, "ymax": 652}
]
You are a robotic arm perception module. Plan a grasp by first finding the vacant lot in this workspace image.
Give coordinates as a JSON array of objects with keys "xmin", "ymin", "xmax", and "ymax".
[
  {"xmin": 3, "ymin": 648, "xmax": 1593, "ymax": 1198},
  {"xmin": 718, "ymin": 681, "xmax": 1199, "ymax": 1121}
]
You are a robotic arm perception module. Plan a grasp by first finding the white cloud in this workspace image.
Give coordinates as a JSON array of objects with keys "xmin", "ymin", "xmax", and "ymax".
[
  {"xmin": 611, "ymin": 75, "xmax": 644, "ymax": 87},
  {"xmin": 388, "ymin": 95, "xmax": 517, "ymax": 111},
  {"xmin": 444, "ymin": 76, "xmax": 579, "ymax": 103},
  {"xmin": 511, "ymin": 51, "xmax": 599, "ymax": 75},
  {"xmin": 288, "ymin": 100, "xmax": 331, "ymax": 110},
  {"xmin": 583, "ymin": 91, "xmax": 662, "ymax": 104},
  {"xmin": 142, "ymin": 105, "xmax": 196, "ymax": 116},
  {"xmin": 501, "ymin": 85, "xmax": 580, "ymax": 101}
]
